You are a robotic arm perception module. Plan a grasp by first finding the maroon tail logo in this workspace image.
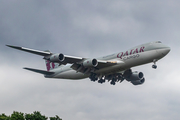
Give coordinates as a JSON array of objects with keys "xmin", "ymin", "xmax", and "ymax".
[{"xmin": 46, "ymin": 60, "xmax": 55, "ymax": 71}]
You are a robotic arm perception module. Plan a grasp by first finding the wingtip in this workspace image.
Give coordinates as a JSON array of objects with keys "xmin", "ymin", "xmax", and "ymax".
[
  {"xmin": 6, "ymin": 45, "xmax": 16, "ymax": 48},
  {"xmin": 23, "ymin": 67, "xmax": 31, "ymax": 70},
  {"xmin": 6, "ymin": 44, "xmax": 11, "ymax": 47},
  {"xmin": 6, "ymin": 45, "xmax": 22, "ymax": 49}
]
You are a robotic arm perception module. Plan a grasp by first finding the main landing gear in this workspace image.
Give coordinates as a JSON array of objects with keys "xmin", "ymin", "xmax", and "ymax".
[
  {"xmin": 89, "ymin": 73, "xmax": 98, "ymax": 82},
  {"xmin": 152, "ymin": 59, "xmax": 157, "ymax": 69},
  {"xmin": 89, "ymin": 73, "xmax": 124, "ymax": 85}
]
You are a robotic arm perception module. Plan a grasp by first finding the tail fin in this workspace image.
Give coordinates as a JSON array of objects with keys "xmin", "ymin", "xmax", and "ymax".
[
  {"xmin": 45, "ymin": 60, "xmax": 59, "ymax": 71},
  {"xmin": 44, "ymin": 49, "xmax": 59, "ymax": 71}
]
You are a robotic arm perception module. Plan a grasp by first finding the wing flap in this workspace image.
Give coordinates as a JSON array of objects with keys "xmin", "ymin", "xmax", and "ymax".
[
  {"xmin": 6, "ymin": 45, "xmax": 51, "ymax": 56},
  {"xmin": 24, "ymin": 67, "xmax": 55, "ymax": 75}
]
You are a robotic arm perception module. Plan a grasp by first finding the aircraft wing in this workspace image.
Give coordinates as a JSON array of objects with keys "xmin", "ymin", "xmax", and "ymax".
[
  {"xmin": 6, "ymin": 45, "xmax": 83, "ymax": 63},
  {"xmin": 7, "ymin": 45, "xmax": 121, "ymax": 74}
]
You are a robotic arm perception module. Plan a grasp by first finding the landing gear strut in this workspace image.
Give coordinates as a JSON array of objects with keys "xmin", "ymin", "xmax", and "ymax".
[{"xmin": 152, "ymin": 59, "xmax": 157, "ymax": 69}]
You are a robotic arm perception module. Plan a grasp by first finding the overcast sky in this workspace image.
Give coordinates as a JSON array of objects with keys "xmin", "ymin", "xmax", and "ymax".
[{"xmin": 0, "ymin": 0, "xmax": 179, "ymax": 120}]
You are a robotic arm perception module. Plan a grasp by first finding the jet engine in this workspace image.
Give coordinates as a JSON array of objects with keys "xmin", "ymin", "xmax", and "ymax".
[
  {"xmin": 49, "ymin": 53, "xmax": 64, "ymax": 62},
  {"xmin": 83, "ymin": 59, "xmax": 98, "ymax": 67},
  {"xmin": 124, "ymin": 71, "xmax": 145, "ymax": 85}
]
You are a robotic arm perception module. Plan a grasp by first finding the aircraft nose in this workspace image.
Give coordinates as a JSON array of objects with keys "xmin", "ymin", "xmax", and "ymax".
[
  {"xmin": 161, "ymin": 47, "xmax": 171, "ymax": 56},
  {"xmin": 156, "ymin": 45, "xmax": 170, "ymax": 58}
]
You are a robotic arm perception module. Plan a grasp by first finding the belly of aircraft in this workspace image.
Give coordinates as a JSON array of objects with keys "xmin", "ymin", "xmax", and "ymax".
[{"xmin": 54, "ymin": 69, "xmax": 88, "ymax": 80}]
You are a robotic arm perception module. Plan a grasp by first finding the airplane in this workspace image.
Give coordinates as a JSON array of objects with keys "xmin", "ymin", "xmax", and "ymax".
[{"xmin": 6, "ymin": 41, "xmax": 170, "ymax": 85}]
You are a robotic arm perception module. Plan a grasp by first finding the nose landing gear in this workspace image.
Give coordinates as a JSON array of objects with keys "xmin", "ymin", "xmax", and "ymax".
[{"xmin": 152, "ymin": 59, "xmax": 157, "ymax": 69}]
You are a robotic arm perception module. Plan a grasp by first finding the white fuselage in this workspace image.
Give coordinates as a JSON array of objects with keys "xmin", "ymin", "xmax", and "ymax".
[{"xmin": 45, "ymin": 42, "xmax": 170, "ymax": 80}]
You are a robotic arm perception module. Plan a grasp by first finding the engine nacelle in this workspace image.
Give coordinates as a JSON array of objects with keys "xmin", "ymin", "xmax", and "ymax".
[
  {"xmin": 83, "ymin": 59, "xmax": 98, "ymax": 68},
  {"xmin": 125, "ymin": 71, "xmax": 144, "ymax": 81},
  {"xmin": 49, "ymin": 53, "xmax": 65, "ymax": 63},
  {"xmin": 124, "ymin": 71, "xmax": 145, "ymax": 85},
  {"xmin": 131, "ymin": 78, "xmax": 145, "ymax": 85}
]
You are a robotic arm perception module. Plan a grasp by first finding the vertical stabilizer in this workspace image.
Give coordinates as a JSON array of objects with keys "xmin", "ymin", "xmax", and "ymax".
[{"xmin": 45, "ymin": 60, "xmax": 59, "ymax": 71}]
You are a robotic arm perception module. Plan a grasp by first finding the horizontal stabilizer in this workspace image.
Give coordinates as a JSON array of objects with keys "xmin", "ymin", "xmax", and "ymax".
[
  {"xmin": 6, "ymin": 45, "xmax": 51, "ymax": 56},
  {"xmin": 24, "ymin": 67, "xmax": 55, "ymax": 75}
]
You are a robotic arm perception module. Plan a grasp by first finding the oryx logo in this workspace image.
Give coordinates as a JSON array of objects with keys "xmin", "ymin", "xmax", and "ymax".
[{"xmin": 46, "ymin": 60, "xmax": 55, "ymax": 71}]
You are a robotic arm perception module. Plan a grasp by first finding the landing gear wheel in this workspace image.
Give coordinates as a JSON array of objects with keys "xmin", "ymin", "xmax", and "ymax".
[
  {"xmin": 152, "ymin": 64, "xmax": 157, "ymax": 69},
  {"xmin": 98, "ymin": 79, "xmax": 105, "ymax": 84},
  {"xmin": 110, "ymin": 81, "xmax": 115, "ymax": 85}
]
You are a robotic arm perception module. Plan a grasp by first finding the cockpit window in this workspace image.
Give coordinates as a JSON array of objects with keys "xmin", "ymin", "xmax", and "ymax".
[
  {"xmin": 150, "ymin": 41, "xmax": 162, "ymax": 44},
  {"xmin": 156, "ymin": 41, "xmax": 162, "ymax": 43}
]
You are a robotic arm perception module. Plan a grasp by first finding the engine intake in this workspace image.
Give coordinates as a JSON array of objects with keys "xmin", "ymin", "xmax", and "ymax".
[
  {"xmin": 59, "ymin": 53, "xmax": 65, "ymax": 61},
  {"xmin": 83, "ymin": 59, "xmax": 98, "ymax": 67}
]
